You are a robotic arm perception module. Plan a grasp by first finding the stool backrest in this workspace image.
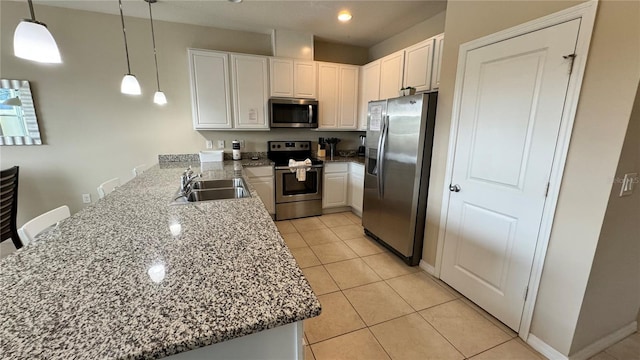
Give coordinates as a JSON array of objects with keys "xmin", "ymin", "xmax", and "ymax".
[
  {"xmin": 18, "ymin": 205, "xmax": 70, "ymax": 245},
  {"xmin": 97, "ymin": 178, "xmax": 121, "ymax": 199},
  {"xmin": 0, "ymin": 166, "xmax": 21, "ymax": 249},
  {"xmin": 132, "ymin": 164, "xmax": 148, "ymax": 177}
]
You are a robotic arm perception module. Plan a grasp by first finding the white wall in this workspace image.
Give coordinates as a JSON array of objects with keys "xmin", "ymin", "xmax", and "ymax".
[
  {"xmin": 368, "ymin": 10, "xmax": 446, "ymax": 61},
  {"xmin": 570, "ymin": 83, "xmax": 640, "ymax": 354},
  {"xmin": 425, "ymin": 0, "xmax": 640, "ymax": 355},
  {"xmin": 0, "ymin": 2, "xmax": 362, "ymax": 230}
]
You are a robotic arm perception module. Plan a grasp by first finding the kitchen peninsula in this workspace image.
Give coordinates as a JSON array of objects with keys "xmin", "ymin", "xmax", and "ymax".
[{"xmin": 0, "ymin": 161, "xmax": 321, "ymax": 359}]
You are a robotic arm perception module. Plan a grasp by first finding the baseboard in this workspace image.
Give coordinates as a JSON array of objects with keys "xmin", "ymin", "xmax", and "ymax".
[
  {"xmin": 322, "ymin": 207, "xmax": 352, "ymax": 215},
  {"xmin": 527, "ymin": 334, "xmax": 569, "ymax": 360},
  {"xmin": 569, "ymin": 321, "xmax": 637, "ymax": 360},
  {"xmin": 419, "ymin": 260, "xmax": 436, "ymax": 276}
]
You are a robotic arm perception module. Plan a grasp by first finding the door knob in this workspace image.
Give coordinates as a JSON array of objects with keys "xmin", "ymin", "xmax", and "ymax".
[{"xmin": 449, "ymin": 184, "xmax": 461, "ymax": 192}]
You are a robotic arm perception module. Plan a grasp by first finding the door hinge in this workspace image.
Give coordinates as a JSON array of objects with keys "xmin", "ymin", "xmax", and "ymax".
[
  {"xmin": 545, "ymin": 182, "xmax": 550, "ymax": 197},
  {"xmin": 523, "ymin": 286, "xmax": 529, "ymax": 301},
  {"xmin": 563, "ymin": 54, "xmax": 577, "ymax": 75}
]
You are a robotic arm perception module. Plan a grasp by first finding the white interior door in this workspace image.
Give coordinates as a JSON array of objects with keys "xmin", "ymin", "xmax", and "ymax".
[{"xmin": 440, "ymin": 19, "xmax": 580, "ymax": 331}]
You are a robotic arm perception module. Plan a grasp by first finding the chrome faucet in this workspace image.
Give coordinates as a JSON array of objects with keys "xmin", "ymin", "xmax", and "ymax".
[{"xmin": 180, "ymin": 167, "xmax": 201, "ymax": 195}]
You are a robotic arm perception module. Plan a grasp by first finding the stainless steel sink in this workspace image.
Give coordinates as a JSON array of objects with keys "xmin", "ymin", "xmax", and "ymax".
[
  {"xmin": 187, "ymin": 188, "xmax": 250, "ymax": 201},
  {"xmin": 191, "ymin": 178, "xmax": 245, "ymax": 190},
  {"xmin": 170, "ymin": 177, "xmax": 251, "ymax": 205}
]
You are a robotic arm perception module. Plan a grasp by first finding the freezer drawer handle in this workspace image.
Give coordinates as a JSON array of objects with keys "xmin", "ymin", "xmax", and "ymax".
[{"xmin": 449, "ymin": 184, "xmax": 461, "ymax": 192}]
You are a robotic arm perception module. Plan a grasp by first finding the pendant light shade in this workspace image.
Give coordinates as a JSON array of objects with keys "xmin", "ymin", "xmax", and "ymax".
[
  {"xmin": 118, "ymin": 0, "xmax": 140, "ymax": 95},
  {"xmin": 153, "ymin": 91, "xmax": 167, "ymax": 105},
  {"xmin": 13, "ymin": 1, "xmax": 62, "ymax": 63},
  {"xmin": 146, "ymin": 0, "xmax": 167, "ymax": 105},
  {"xmin": 121, "ymin": 74, "xmax": 141, "ymax": 95}
]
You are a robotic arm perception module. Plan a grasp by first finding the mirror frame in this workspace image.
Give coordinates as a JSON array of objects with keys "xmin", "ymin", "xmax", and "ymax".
[{"xmin": 0, "ymin": 79, "xmax": 42, "ymax": 145}]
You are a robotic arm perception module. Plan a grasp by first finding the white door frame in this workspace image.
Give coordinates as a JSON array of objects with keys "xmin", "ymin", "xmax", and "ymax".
[{"xmin": 434, "ymin": 0, "xmax": 598, "ymax": 340}]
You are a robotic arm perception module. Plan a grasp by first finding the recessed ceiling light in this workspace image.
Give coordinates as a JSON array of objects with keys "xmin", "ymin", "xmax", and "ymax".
[
  {"xmin": 228, "ymin": 0, "xmax": 242, "ymax": 3},
  {"xmin": 338, "ymin": 10, "xmax": 352, "ymax": 22}
]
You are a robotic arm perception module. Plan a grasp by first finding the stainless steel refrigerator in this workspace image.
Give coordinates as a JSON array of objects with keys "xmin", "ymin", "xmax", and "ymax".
[{"xmin": 362, "ymin": 93, "xmax": 438, "ymax": 266}]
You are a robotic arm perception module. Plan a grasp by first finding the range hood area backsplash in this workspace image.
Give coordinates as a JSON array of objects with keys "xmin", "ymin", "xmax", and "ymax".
[{"xmin": 201, "ymin": 128, "xmax": 364, "ymax": 153}]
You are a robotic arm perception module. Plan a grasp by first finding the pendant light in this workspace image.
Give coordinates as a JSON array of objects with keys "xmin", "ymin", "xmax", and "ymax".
[
  {"xmin": 118, "ymin": 0, "xmax": 141, "ymax": 95},
  {"xmin": 13, "ymin": 0, "xmax": 62, "ymax": 63},
  {"xmin": 145, "ymin": 0, "xmax": 167, "ymax": 105}
]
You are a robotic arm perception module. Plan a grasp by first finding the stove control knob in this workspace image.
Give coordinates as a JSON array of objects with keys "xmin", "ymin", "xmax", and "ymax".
[{"xmin": 277, "ymin": 145, "xmax": 281, "ymax": 148}]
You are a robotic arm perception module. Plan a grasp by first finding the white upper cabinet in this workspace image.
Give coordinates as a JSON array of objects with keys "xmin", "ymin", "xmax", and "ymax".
[
  {"xmin": 294, "ymin": 60, "xmax": 317, "ymax": 99},
  {"xmin": 231, "ymin": 54, "xmax": 269, "ymax": 129},
  {"xmin": 338, "ymin": 65, "xmax": 359, "ymax": 129},
  {"xmin": 403, "ymin": 38, "xmax": 434, "ymax": 92},
  {"xmin": 379, "ymin": 50, "xmax": 405, "ymax": 100},
  {"xmin": 431, "ymin": 33, "xmax": 445, "ymax": 90},
  {"xmin": 318, "ymin": 62, "xmax": 359, "ymax": 130},
  {"xmin": 188, "ymin": 49, "xmax": 233, "ymax": 129},
  {"xmin": 318, "ymin": 63, "xmax": 339, "ymax": 128},
  {"xmin": 356, "ymin": 33, "xmax": 444, "ymax": 130},
  {"xmin": 270, "ymin": 58, "xmax": 317, "ymax": 99},
  {"xmin": 269, "ymin": 58, "xmax": 294, "ymax": 97},
  {"xmin": 358, "ymin": 60, "xmax": 381, "ymax": 130}
]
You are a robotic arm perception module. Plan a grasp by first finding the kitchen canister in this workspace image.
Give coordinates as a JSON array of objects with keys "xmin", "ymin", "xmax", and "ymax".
[{"xmin": 232, "ymin": 140, "xmax": 241, "ymax": 160}]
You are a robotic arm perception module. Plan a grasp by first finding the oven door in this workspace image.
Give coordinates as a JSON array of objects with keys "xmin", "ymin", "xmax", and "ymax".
[{"xmin": 275, "ymin": 166, "xmax": 323, "ymax": 203}]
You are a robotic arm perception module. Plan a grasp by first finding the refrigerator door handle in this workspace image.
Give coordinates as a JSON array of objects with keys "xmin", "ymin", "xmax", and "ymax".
[{"xmin": 378, "ymin": 115, "xmax": 389, "ymax": 198}]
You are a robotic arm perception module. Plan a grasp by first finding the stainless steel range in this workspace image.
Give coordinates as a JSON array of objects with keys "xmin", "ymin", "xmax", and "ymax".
[{"xmin": 268, "ymin": 141, "xmax": 324, "ymax": 220}]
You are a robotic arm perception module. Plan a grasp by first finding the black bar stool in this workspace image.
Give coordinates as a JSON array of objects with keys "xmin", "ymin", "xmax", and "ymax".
[{"xmin": 1, "ymin": 166, "xmax": 21, "ymax": 249}]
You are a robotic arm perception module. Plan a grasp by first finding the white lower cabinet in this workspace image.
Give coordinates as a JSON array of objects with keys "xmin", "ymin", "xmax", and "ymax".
[
  {"xmin": 348, "ymin": 163, "xmax": 364, "ymax": 215},
  {"xmin": 323, "ymin": 163, "xmax": 349, "ymax": 208},
  {"xmin": 245, "ymin": 166, "xmax": 275, "ymax": 215}
]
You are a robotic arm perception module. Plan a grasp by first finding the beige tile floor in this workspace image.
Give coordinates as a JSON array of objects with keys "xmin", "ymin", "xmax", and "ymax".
[{"xmin": 277, "ymin": 211, "xmax": 552, "ymax": 360}]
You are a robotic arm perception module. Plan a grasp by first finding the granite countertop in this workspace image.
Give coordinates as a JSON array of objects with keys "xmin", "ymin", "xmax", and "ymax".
[
  {"xmin": 319, "ymin": 155, "xmax": 366, "ymax": 165},
  {"xmin": 0, "ymin": 162, "xmax": 320, "ymax": 359}
]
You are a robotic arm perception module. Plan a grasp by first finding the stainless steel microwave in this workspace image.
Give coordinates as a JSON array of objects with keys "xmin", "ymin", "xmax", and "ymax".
[{"xmin": 269, "ymin": 98, "xmax": 318, "ymax": 128}]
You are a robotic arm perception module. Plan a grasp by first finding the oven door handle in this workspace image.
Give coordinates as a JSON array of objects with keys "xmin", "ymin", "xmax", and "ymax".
[{"xmin": 274, "ymin": 164, "xmax": 323, "ymax": 170}]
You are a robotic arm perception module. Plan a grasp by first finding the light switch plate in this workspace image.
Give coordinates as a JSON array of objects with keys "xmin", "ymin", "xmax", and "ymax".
[
  {"xmin": 217, "ymin": 140, "xmax": 225, "ymax": 149},
  {"xmin": 82, "ymin": 193, "xmax": 91, "ymax": 204},
  {"xmin": 619, "ymin": 172, "xmax": 638, "ymax": 197},
  {"xmin": 205, "ymin": 140, "xmax": 213, "ymax": 149}
]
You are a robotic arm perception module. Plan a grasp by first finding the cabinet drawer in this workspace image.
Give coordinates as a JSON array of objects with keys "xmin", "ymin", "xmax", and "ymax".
[
  {"xmin": 244, "ymin": 166, "xmax": 273, "ymax": 178},
  {"xmin": 324, "ymin": 163, "xmax": 349, "ymax": 173}
]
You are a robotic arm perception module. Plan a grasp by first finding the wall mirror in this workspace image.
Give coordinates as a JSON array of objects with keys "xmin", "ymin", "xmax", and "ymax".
[{"xmin": 0, "ymin": 79, "xmax": 42, "ymax": 145}]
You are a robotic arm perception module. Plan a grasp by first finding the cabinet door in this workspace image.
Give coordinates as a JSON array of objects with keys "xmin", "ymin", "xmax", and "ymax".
[
  {"xmin": 338, "ymin": 65, "xmax": 359, "ymax": 129},
  {"xmin": 249, "ymin": 176, "xmax": 275, "ymax": 214},
  {"xmin": 379, "ymin": 50, "xmax": 405, "ymax": 100},
  {"xmin": 317, "ymin": 62, "xmax": 339, "ymax": 129},
  {"xmin": 188, "ymin": 49, "xmax": 232, "ymax": 129},
  {"xmin": 323, "ymin": 172, "xmax": 348, "ymax": 208},
  {"xmin": 403, "ymin": 39, "xmax": 434, "ymax": 92},
  {"xmin": 358, "ymin": 61, "xmax": 381, "ymax": 130},
  {"xmin": 231, "ymin": 54, "xmax": 269, "ymax": 129},
  {"xmin": 349, "ymin": 164, "xmax": 364, "ymax": 215},
  {"xmin": 431, "ymin": 33, "xmax": 445, "ymax": 90},
  {"xmin": 294, "ymin": 60, "xmax": 317, "ymax": 98},
  {"xmin": 270, "ymin": 58, "xmax": 294, "ymax": 97}
]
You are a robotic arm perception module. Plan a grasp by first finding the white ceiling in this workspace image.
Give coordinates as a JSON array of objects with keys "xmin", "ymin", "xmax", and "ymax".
[{"xmin": 36, "ymin": 0, "xmax": 447, "ymax": 47}]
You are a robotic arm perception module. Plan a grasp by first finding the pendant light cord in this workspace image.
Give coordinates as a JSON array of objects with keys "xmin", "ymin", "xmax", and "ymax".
[
  {"xmin": 148, "ymin": 1, "xmax": 161, "ymax": 91},
  {"xmin": 27, "ymin": 0, "xmax": 36, "ymax": 21},
  {"xmin": 118, "ymin": 0, "xmax": 132, "ymax": 74}
]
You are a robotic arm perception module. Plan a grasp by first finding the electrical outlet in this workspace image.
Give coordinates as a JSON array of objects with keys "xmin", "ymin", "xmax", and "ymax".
[
  {"xmin": 205, "ymin": 140, "xmax": 213, "ymax": 149},
  {"xmin": 82, "ymin": 193, "xmax": 91, "ymax": 204},
  {"xmin": 619, "ymin": 172, "xmax": 638, "ymax": 197},
  {"xmin": 217, "ymin": 140, "xmax": 225, "ymax": 149},
  {"xmin": 239, "ymin": 140, "xmax": 245, "ymax": 149}
]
